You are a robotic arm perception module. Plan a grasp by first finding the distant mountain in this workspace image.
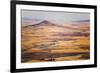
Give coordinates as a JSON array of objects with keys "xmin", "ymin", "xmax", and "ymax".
[
  {"xmin": 23, "ymin": 20, "xmax": 74, "ymax": 29},
  {"xmin": 33, "ymin": 20, "xmax": 57, "ymax": 26},
  {"xmin": 77, "ymin": 20, "xmax": 90, "ymax": 22},
  {"xmin": 75, "ymin": 20, "xmax": 90, "ymax": 23},
  {"xmin": 23, "ymin": 20, "xmax": 64, "ymax": 28}
]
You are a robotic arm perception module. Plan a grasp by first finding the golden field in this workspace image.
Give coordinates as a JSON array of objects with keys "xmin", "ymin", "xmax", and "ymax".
[{"xmin": 21, "ymin": 20, "xmax": 90, "ymax": 63}]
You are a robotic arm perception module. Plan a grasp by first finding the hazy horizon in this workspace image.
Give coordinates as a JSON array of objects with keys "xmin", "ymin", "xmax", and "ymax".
[{"xmin": 22, "ymin": 10, "xmax": 90, "ymax": 26}]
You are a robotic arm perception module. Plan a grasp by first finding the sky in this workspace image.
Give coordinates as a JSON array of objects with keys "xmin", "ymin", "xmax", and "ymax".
[{"xmin": 22, "ymin": 10, "xmax": 90, "ymax": 25}]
